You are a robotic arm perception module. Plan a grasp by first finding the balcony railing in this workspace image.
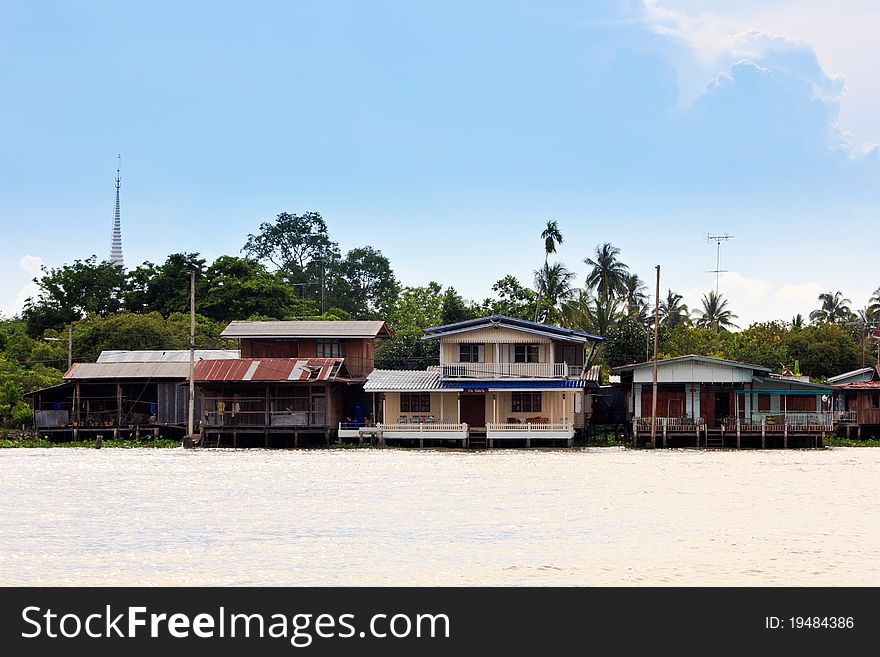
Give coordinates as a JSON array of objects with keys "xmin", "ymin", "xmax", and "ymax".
[
  {"xmin": 378, "ymin": 422, "xmax": 468, "ymax": 432},
  {"xmin": 634, "ymin": 417, "xmax": 705, "ymax": 432},
  {"xmin": 724, "ymin": 412, "xmax": 833, "ymax": 430},
  {"xmin": 440, "ymin": 362, "xmax": 572, "ymax": 379},
  {"xmin": 834, "ymin": 410, "xmax": 857, "ymax": 423},
  {"xmin": 486, "ymin": 421, "xmax": 572, "ymax": 432}
]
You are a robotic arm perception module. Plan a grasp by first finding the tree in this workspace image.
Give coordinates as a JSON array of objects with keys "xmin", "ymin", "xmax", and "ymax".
[
  {"xmin": 440, "ymin": 288, "xmax": 478, "ymax": 326},
  {"xmin": 694, "ymin": 291, "xmax": 739, "ymax": 331},
  {"xmin": 124, "ymin": 253, "xmax": 207, "ymax": 316},
  {"xmin": 22, "ymin": 256, "xmax": 126, "ymax": 334},
  {"xmin": 604, "ymin": 315, "xmax": 650, "ymax": 367},
  {"xmin": 623, "ymin": 273, "xmax": 649, "ymax": 322},
  {"xmin": 809, "ymin": 291, "xmax": 853, "ymax": 324},
  {"xmin": 868, "ymin": 287, "xmax": 880, "ymax": 320},
  {"xmin": 561, "ymin": 288, "xmax": 620, "ymax": 337},
  {"xmin": 660, "ymin": 289, "xmax": 690, "ymax": 328},
  {"xmin": 533, "ymin": 262, "xmax": 575, "ymax": 323},
  {"xmin": 329, "ymin": 247, "xmax": 399, "ymax": 319},
  {"xmin": 477, "ymin": 276, "xmax": 537, "ymax": 320},
  {"xmin": 201, "ymin": 256, "xmax": 310, "ymax": 321},
  {"xmin": 790, "ymin": 313, "xmax": 805, "ymax": 329},
  {"xmin": 376, "ymin": 283, "xmax": 444, "ymax": 369},
  {"xmin": 786, "ymin": 323, "xmax": 860, "ymax": 378},
  {"xmin": 242, "ymin": 211, "xmax": 340, "ymax": 281},
  {"xmin": 584, "ymin": 243, "xmax": 629, "ymax": 302},
  {"xmin": 534, "ymin": 220, "xmax": 563, "ymax": 321}
]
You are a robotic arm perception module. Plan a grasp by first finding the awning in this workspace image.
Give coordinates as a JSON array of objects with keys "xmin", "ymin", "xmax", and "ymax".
[
  {"xmin": 733, "ymin": 389, "xmax": 831, "ymax": 395},
  {"xmin": 446, "ymin": 380, "xmax": 583, "ymax": 390}
]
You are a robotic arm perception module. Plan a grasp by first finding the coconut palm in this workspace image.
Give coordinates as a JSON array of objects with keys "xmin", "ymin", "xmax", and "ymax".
[
  {"xmin": 561, "ymin": 287, "xmax": 621, "ymax": 337},
  {"xmin": 583, "ymin": 243, "xmax": 629, "ymax": 302},
  {"xmin": 808, "ymin": 291, "xmax": 853, "ymax": 324},
  {"xmin": 623, "ymin": 273, "xmax": 648, "ymax": 321},
  {"xmin": 534, "ymin": 220, "xmax": 563, "ymax": 321},
  {"xmin": 660, "ymin": 289, "xmax": 690, "ymax": 328},
  {"xmin": 867, "ymin": 287, "xmax": 880, "ymax": 320},
  {"xmin": 790, "ymin": 313, "xmax": 805, "ymax": 329},
  {"xmin": 694, "ymin": 290, "xmax": 739, "ymax": 331},
  {"xmin": 533, "ymin": 262, "xmax": 575, "ymax": 322}
]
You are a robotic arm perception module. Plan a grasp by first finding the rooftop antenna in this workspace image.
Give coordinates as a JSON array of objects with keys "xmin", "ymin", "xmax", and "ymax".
[{"xmin": 706, "ymin": 233, "xmax": 733, "ymax": 296}]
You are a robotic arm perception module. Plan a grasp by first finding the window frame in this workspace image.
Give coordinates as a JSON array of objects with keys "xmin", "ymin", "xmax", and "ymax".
[
  {"xmin": 400, "ymin": 393, "xmax": 431, "ymax": 413},
  {"xmin": 511, "ymin": 392, "xmax": 542, "ymax": 413},
  {"xmin": 513, "ymin": 344, "xmax": 540, "ymax": 363}
]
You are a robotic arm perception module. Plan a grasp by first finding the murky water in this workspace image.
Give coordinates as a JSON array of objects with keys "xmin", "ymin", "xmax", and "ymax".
[{"xmin": 1, "ymin": 447, "xmax": 878, "ymax": 586}]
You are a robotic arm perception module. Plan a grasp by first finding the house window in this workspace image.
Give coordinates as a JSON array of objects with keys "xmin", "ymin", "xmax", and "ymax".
[
  {"xmin": 459, "ymin": 344, "xmax": 482, "ymax": 363},
  {"xmin": 514, "ymin": 344, "xmax": 540, "ymax": 363},
  {"xmin": 511, "ymin": 392, "xmax": 542, "ymax": 413},
  {"xmin": 871, "ymin": 393, "xmax": 880, "ymax": 409},
  {"xmin": 400, "ymin": 393, "xmax": 431, "ymax": 413},
  {"xmin": 757, "ymin": 394, "xmax": 771, "ymax": 412},
  {"xmin": 316, "ymin": 340, "xmax": 345, "ymax": 358}
]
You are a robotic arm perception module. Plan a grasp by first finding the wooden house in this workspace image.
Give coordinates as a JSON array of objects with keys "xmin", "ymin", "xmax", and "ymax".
[
  {"xmin": 365, "ymin": 315, "xmax": 604, "ymax": 447},
  {"xmin": 614, "ymin": 355, "xmax": 833, "ymax": 448},
  {"xmin": 196, "ymin": 320, "xmax": 391, "ymax": 446},
  {"xmin": 829, "ymin": 365, "xmax": 880, "ymax": 438}
]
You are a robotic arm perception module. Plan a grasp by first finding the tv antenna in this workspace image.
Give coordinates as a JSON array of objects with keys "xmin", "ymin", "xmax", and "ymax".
[{"xmin": 706, "ymin": 233, "xmax": 734, "ymax": 296}]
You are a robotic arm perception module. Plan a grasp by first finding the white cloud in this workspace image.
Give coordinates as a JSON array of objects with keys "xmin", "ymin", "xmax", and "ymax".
[
  {"xmin": 0, "ymin": 255, "xmax": 43, "ymax": 319},
  {"xmin": 682, "ymin": 272, "xmax": 825, "ymax": 328}
]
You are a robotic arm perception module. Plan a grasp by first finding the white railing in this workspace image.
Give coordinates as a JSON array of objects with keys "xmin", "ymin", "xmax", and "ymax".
[
  {"xmin": 729, "ymin": 412, "xmax": 833, "ymax": 429},
  {"xmin": 440, "ymin": 362, "xmax": 569, "ymax": 379},
  {"xmin": 486, "ymin": 422, "xmax": 571, "ymax": 432},
  {"xmin": 379, "ymin": 422, "xmax": 468, "ymax": 432},
  {"xmin": 834, "ymin": 410, "xmax": 857, "ymax": 423}
]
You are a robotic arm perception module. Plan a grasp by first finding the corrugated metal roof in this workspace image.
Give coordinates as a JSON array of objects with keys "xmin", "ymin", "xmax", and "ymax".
[
  {"xmin": 65, "ymin": 362, "xmax": 191, "ymax": 380},
  {"xmin": 194, "ymin": 358, "xmax": 346, "ymax": 382},
  {"xmin": 364, "ymin": 369, "xmax": 447, "ymax": 392},
  {"xmin": 97, "ymin": 349, "xmax": 240, "ymax": 363},
  {"xmin": 835, "ymin": 381, "xmax": 880, "ymax": 390},
  {"xmin": 613, "ymin": 355, "xmax": 772, "ymax": 373},
  {"xmin": 450, "ymin": 380, "xmax": 584, "ymax": 390},
  {"xmin": 221, "ymin": 320, "xmax": 391, "ymax": 339},
  {"xmin": 422, "ymin": 315, "xmax": 604, "ymax": 343},
  {"xmin": 827, "ymin": 367, "xmax": 876, "ymax": 384}
]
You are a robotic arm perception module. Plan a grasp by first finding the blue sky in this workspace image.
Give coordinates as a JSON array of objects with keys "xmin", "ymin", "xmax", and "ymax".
[{"xmin": 2, "ymin": 0, "xmax": 878, "ymax": 326}]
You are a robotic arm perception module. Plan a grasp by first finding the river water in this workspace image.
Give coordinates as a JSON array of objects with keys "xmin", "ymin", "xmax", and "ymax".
[{"xmin": 1, "ymin": 447, "xmax": 877, "ymax": 586}]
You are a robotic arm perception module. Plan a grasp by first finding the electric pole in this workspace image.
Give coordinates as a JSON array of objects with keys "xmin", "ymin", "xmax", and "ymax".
[
  {"xmin": 67, "ymin": 324, "xmax": 72, "ymax": 370},
  {"xmin": 650, "ymin": 265, "xmax": 660, "ymax": 449},
  {"xmin": 184, "ymin": 270, "xmax": 196, "ymax": 449}
]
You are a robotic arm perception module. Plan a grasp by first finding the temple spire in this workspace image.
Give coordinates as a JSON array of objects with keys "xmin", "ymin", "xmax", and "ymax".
[{"xmin": 109, "ymin": 153, "xmax": 124, "ymax": 267}]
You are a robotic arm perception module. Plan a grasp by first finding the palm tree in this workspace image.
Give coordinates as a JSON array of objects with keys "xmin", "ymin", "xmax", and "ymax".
[
  {"xmin": 808, "ymin": 291, "xmax": 853, "ymax": 324},
  {"xmin": 867, "ymin": 287, "xmax": 880, "ymax": 320},
  {"xmin": 534, "ymin": 262, "xmax": 575, "ymax": 322},
  {"xmin": 660, "ymin": 289, "xmax": 690, "ymax": 328},
  {"xmin": 534, "ymin": 220, "xmax": 563, "ymax": 321},
  {"xmin": 790, "ymin": 313, "xmax": 805, "ymax": 329},
  {"xmin": 583, "ymin": 243, "xmax": 629, "ymax": 302},
  {"xmin": 623, "ymin": 273, "xmax": 648, "ymax": 321},
  {"xmin": 561, "ymin": 288, "xmax": 621, "ymax": 337},
  {"xmin": 694, "ymin": 290, "xmax": 739, "ymax": 331}
]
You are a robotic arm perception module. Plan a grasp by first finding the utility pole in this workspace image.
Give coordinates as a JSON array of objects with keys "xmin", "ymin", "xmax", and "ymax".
[
  {"xmin": 320, "ymin": 259, "xmax": 325, "ymax": 316},
  {"xmin": 707, "ymin": 233, "xmax": 734, "ymax": 296},
  {"xmin": 184, "ymin": 271, "xmax": 196, "ymax": 449},
  {"xmin": 67, "ymin": 324, "xmax": 72, "ymax": 370},
  {"xmin": 650, "ymin": 265, "xmax": 660, "ymax": 449}
]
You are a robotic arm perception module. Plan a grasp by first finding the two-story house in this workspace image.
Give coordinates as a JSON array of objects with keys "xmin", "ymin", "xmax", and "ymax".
[
  {"xmin": 365, "ymin": 315, "xmax": 604, "ymax": 447},
  {"xmin": 196, "ymin": 320, "xmax": 391, "ymax": 447}
]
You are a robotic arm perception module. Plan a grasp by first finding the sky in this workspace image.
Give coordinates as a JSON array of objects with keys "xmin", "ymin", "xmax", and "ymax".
[{"xmin": 1, "ymin": 0, "xmax": 878, "ymax": 327}]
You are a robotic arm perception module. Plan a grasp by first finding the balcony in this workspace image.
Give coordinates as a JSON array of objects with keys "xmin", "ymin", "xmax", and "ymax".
[{"xmin": 440, "ymin": 361, "xmax": 580, "ymax": 379}]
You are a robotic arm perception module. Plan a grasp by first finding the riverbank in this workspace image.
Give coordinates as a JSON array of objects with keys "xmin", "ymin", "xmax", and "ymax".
[{"xmin": 0, "ymin": 436, "xmax": 180, "ymax": 448}]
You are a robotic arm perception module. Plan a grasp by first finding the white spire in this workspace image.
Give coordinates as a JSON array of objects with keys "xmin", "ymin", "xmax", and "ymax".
[{"xmin": 110, "ymin": 153, "xmax": 124, "ymax": 267}]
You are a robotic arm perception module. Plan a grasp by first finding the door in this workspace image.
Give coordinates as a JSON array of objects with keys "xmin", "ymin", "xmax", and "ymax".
[
  {"xmin": 714, "ymin": 391, "xmax": 730, "ymax": 425},
  {"xmin": 460, "ymin": 394, "xmax": 486, "ymax": 428}
]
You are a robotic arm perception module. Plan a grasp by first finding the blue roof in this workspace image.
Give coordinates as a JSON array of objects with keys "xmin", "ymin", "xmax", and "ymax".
[
  {"xmin": 444, "ymin": 380, "xmax": 583, "ymax": 390},
  {"xmin": 422, "ymin": 315, "xmax": 605, "ymax": 343}
]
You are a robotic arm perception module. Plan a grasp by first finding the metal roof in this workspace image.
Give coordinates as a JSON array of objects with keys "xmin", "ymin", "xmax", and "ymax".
[
  {"xmin": 194, "ymin": 358, "xmax": 347, "ymax": 382},
  {"xmin": 449, "ymin": 380, "xmax": 584, "ymax": 390},
  {"xmin": 364, "ymin": 369, "xmax": 448, "ymax": 392},
  {"xmin": 752, "ymin": 376, "xmax": 832, "ymax": 391},
  {"xmin": 422, "ymin": 315, "xmax": 604, "ymax": 343},
  {"xmin": 827, "ymin": 366, "xmax": 877, "ymax": 384},
  {"xmin": 97, "ymin": 349, "xmax": 240, "ymax": 363},
  {"xmin": 613, "ymin": 355, "xmax": 772, "ymax": 373},
  {"xmin": 221, "ymin": 320, "xmax": 391, "ymax": 339},
  {"xmin": 65, "ymin": 362, "xmax": 191, "ymax": 380}
]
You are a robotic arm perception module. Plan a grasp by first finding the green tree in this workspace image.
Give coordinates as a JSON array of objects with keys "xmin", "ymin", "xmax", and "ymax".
[
  {"xmin": 440, "ymin": 288, "xmax": 478, "ymax": 326},
  {"xmin": 694, "ymin": 291, "xmax": 739, "ymax": 331},
  {"xmin": 533, "ymin": 262, "xmax": 575, "ymax": 324},
  {"xmin": 329, "ymin": 246, "xmax": 399, "ymax": 319},
  {"xmin": 786, "ymin": 322, "xmax": 859, "ymax": 378},
  {"xmin": 603, "ymin": 315, "xmax": 650, "ymax": 367},
  {"xmin": 808, "ymin": 291, "xmax": 853, "ymax": 324},
  {"xmin": 660, "ymin": 289, "xmax": 690, "ymax": 328},
  {"xmin": 534, "ymin": 220, "xmax": 563, "ymax": 321},
  {"xmin": 726, "ymin": 322, "xmax": 790, "ymax": 369},
  {"xmin": 201, "ymin": 256, "xmax": 308, "ymax": 321},
  {"xmin": 376, "ymin": 283, "xmax": 444, "ymax": 369},
  {"xmin": 584, "ymin": 243, "xmax": 629, "ymax": 302},
  {"xmin": 22, "ymin": 256, "xmax": 126, "ymax": 334},
  {"xmin": 477, "ymin": 276, "xmax": 537, "ymax": 320},
  {"xmin": 124, "ymin": 253, "xmax": 207, "ymax": 316},
  {"xmin": 623, "ymin": 273, "xmax": 649, "ymax": 322},
  {"xmin": 790, "ymin": 313, "xmax": 805, "ymax": 329}
]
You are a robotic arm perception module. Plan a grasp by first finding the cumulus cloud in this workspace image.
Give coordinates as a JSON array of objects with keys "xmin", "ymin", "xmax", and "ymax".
[{"xmin": 0, "ymin": 255, "xmax": 43, "ymax": 319}]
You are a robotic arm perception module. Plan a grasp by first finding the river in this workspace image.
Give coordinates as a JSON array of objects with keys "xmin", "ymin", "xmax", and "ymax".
[{"xmin": 1, "ymin": 447, "xmax": 877, "ymax": 586}]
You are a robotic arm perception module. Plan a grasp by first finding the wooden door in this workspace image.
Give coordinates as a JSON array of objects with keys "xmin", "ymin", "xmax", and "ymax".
[{"xmin": 460, "ymin": 394, "xmax": 486, "ymax": 428}]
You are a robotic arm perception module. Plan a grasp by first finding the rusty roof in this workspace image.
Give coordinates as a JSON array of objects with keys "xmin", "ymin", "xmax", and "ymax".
[
  {"xmin": 194, "ymin": 358, "xmax": 348, "ymax": 382},
  {"xmin": 65, "ymin": 362, "xmax": 191, "ymax": 380}
]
